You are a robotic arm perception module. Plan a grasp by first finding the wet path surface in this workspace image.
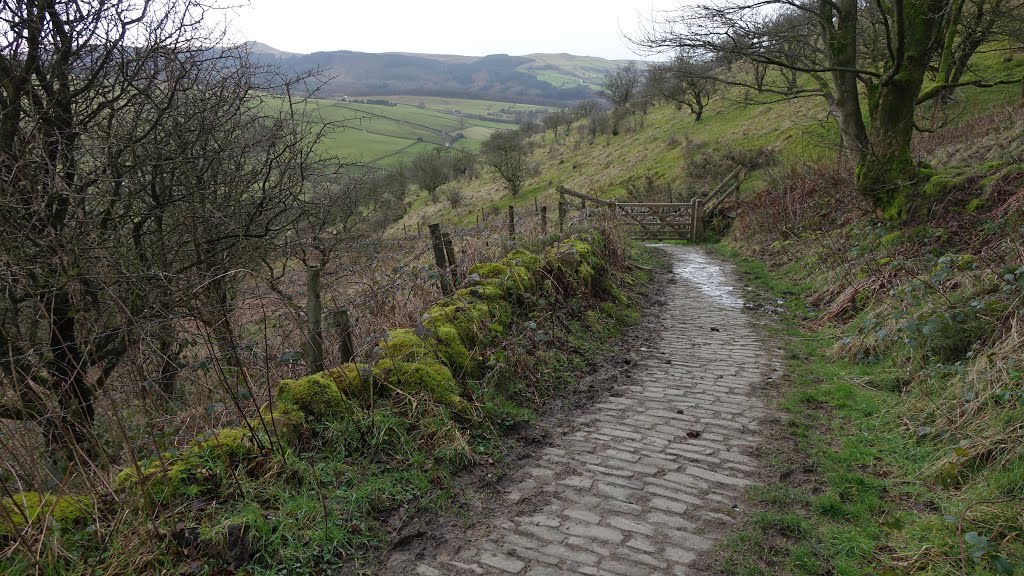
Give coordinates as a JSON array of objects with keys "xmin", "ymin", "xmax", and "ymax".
[{"xmin": 387, "ymin": 246, "xmax": 777, "ymax": 575}]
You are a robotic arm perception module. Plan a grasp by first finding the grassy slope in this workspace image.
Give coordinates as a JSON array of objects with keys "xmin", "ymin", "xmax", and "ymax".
[
  {"xmin": 709, "ymin": 188, "xmax": 1023, "ymax": 575},
  {"xmin": 391, "ymin": 49, "xmax": 1024, "ymax": 233},
  {"xmin": 706, "ymin": 57, "xmax": 1024, "ymax": 575},
  {"xmin": 391, "ymin": 84, "xmax": 840, "ymax": 231}
]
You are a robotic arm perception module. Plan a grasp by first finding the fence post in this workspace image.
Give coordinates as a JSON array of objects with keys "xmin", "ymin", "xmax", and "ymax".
[
  {"xmin": 417, "ymin": 222, "xmax": 422, "ymax": 239},
  {"xmin": 540, "ymin": 206, "xmax": 548, "ymax": 235},
  {"xmin": 688, "ymin": 200, "xmax": 696, "ymax": 241},
  {"xmin": 331, "ymin": 309, "xmax": 356, "ymax": 363},
  {"xmin": 441, "ymin": 231, "xmax": 459, "ymax": 283},
  {"xmin": 305, "ymin": 266, "xmax": 324, "ymax": 374},
  {"xmin": 558, "ymin": 200, "xmax": 566, "ymax": 233},
  {"xmin": 508, "ymin": 205, "xmax": 515, "ymax": 238},
  {"xmin": 534, "ymin": 197, "xmax": 539, "ymax": 214},
  {"xmin": 690, "ymin": 199, "xmax": 706, "ymax": 241},
  {"xmin": 428, "ymin": 223, "xmax": 453, "ymax": 295}
]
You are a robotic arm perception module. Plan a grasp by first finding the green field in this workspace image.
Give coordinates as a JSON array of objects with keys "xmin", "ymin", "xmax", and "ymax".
[
  {"xmin": 518, "ymin": 53, "xmax": 630, "ymax": 90},
  {"xmin": 297, "ymin": 96, "xmax": 548, "ymax": 164},
  {"xmin": 360, "ymin": 95, "xmax": 550, "ymax": 119}
]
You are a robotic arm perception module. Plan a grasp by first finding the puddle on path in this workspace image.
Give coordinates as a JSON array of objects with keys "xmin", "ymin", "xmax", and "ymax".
[{"xmin": 650, "ymin": 245, "xmax": 744, "ymax": 308}]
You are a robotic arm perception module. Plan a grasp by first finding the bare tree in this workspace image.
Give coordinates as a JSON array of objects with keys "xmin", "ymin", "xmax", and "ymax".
[
  {"xmin": 601, "ymin": 63, "xmax": 645, "ymax": 135},
  {"xmin": 631, "ymin": 0, "xmax": 1024, "ymax": 207},
  {"xmin": 480, "ymin": 130, "xmax": 534, "ymax": 196},
  {"xmin": 408, "ymin": 147, "xmax": 476, "ymax": 201},
  {"xmin": 573, "ymin": 99, "xmax": 605, "ymax": 120},
  {"xmin": 542, "ymin": 112, "xmax": 563, "ymax": 138},
  {"xmin": 647, "ymin": 53, "xmax": 721, "ymax": 121},
  {"xmin": 264, "ymin": 166, "xmax": 407, "ymax": 373},
  {"xmin": 0, "ymin": 0, "xmax": 328, "ymax": 469},
  {"xmin": 602, "ymin": 62, "xmax": 644, "ymax": 109}
]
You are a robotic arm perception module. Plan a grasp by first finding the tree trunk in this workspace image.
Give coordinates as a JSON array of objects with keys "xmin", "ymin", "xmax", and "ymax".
[
  {"xmin": 858, "ymin": 75, "xmax": 926, "ymax": 210},
  {"xmin": 857, "ymin": 0, "xmax": 944, "ymax": 212},
  {"xmin": 47, "ymin": 290, "xmax": 95, "ymax": 454},
  {"xmin": 823, "ymin": 0, "xmax": 870, "ymax": 166},
  {"xmin": 156, "ymin": 325, "xmax": 183, "ymax": 398}
]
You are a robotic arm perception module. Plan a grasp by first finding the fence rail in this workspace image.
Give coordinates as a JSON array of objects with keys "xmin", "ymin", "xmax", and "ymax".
[{"xmin": 557, "ymin": 167, "xmax": 746, "ymax": 241}]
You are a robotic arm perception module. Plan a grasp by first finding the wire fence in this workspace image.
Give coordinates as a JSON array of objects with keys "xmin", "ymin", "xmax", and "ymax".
[{"xmin": 0, "ymin": 200, "xmax": 605, "ymax": 496}]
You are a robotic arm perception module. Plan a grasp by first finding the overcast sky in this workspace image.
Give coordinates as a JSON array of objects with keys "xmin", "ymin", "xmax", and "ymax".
[{"xmin": 226, "ymin": 0, "xmax": 681, "ymax": 60}]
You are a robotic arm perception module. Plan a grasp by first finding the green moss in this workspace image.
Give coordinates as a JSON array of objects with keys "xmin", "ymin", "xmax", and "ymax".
[
  {"xmin": 189, "ymin": 427, "xmax": 261, "ymax": 459},
  {"xmin": 544, "ymin": 235, "xmax": 607, "ymax": 292},
  {"xmin": 462, "ymin": 279, "xmax": 506, "ymax": 302},
  {"xmin": 117, "ymin": 427, "xmax": 265, "ymax": 502},
  {"xmin": 503, "ymin": 248, "xmax": 544, "ymax": 273},
  {"xmin": 379, "ymin": 329, "xmax": 435, "ymax": 362},
  {"xmin": 469, "ymin": 262, "xmax": 510, "ymax": 279},
  {"xmin": 921, "ymin": 174, "xmax": 960, "ymax": 198},
  {"xmin": 578, "ymin": 263, "xmax": 595, "ymax": 285},
  {"xmin": 249, "ymin": 404, "xmax": 306, "ymax": 444},
  {"xmin": 880, "ymin": 230, "xmax": 903, "ymax": 248},
  {"xmin": 965, "ymin": 197, "xmax": 985, "ymax": 212},
  {"xmin": 373, "ymin": 359, "xmax": 473, "ymax": 418},
  {"xmin": 325, "ymin": 363, "xmax": 371, "ymax": 400},
  {"xmin": 276, "ymin": 372, "xmax": 355, "ymax": 420},
  {"xmin": 424, "ymin": 322, "xmax": 474, "ymax": 377},
  {"xmin": 0, "ymin": 492, "xmax": 91, "ymax": 533},
  {"xmin": 468, "ymin": 260, "xmax": 532, "ymax": 297},
  {"xmin": 421, "ymin": 298, "xmax": 506, "ymax": 349}
]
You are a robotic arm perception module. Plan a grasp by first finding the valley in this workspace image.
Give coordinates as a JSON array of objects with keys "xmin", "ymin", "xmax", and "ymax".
[{"xmin": 301, "ymin": 95, "xmax": 549, "ymax": 163}]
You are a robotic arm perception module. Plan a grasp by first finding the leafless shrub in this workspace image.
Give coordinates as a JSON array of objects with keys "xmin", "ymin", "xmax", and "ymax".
[
  {"xmin": 445, "ymin": 188, "xmax": 467, "ymax": 210},
  {"xmin": 734, "ymin": 163, "xmax": 864, "ymax": 242},
  {"xmin": 626, "ymin": 175, "xmax": 677, "ymax": 203},
  {"xmin": 685, "ymin": 144, "xmax": 778, "ymax": 191},
  {"xmin": 914, "ymin": 104, "xmax": 1024, "ymax": 167}
]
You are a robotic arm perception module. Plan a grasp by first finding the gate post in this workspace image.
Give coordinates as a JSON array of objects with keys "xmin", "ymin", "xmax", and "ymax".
[{"xmin": 691, "ymin": 198, "xmax": 705, "ymax": 241}]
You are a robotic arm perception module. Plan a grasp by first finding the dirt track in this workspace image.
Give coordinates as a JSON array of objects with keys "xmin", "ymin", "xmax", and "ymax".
[{"xmin": 386, "ymin": 246, "xmax": 779, "ymax": 575}]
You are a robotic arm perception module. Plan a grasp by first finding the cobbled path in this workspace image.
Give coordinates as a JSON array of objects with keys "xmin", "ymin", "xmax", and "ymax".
[{"xmin": 388, "ymin": 246, "xmax": 778, "ymax": 575}]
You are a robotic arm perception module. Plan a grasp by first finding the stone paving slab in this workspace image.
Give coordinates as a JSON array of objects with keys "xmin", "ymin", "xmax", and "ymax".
[{"xmin": 388, "ymin": 246, "xmax": 778, "ymax": 575}]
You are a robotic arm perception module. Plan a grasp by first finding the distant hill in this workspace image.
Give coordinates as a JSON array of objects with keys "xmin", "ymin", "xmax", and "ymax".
[{"xmin": 247, "ymin": 43, "xmax": 631, "ymax": 106}]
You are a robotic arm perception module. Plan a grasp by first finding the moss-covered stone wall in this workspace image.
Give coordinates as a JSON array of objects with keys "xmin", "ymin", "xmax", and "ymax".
[{"xmin": 2, "ymin": 232, "xmax": 614, "ymax": 532}]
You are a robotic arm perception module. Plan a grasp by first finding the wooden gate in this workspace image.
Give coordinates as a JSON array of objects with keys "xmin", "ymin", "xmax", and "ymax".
[
  {"xmin": 556, "ymin": 166, "xmax": 745, "ymax": 241},
  {"xmin": 612, "ymin": 201, "xmax": 697, "ymax": 240}
]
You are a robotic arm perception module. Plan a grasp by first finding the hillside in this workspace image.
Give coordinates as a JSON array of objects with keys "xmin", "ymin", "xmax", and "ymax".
[
  {"xmin": 248, "ymin": 42, "xmax": 630, "ymax": 105},
  {"xmin": 392, "ymin": 49, "xmax": 1024, "ymax": 229}
]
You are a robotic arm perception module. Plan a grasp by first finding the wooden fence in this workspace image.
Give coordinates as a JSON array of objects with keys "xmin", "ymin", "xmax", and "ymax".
[{"xmin": 557, "ymin": 166, "xmax": 746, "ymax": 241}]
